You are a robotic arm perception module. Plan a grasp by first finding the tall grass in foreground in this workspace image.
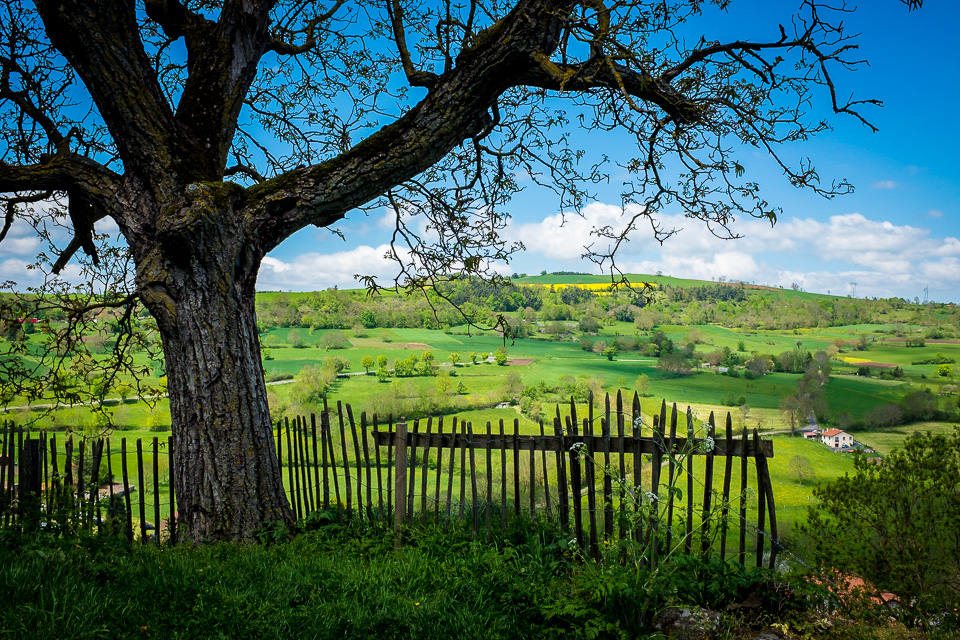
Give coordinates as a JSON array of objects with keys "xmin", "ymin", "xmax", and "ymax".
[{"xmin": 0, "ymin": 513, "xmax": 924, "ymax": 640}]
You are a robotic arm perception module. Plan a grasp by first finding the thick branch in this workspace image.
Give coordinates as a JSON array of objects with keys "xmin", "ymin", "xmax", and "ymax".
[
  {"xmin": 35, "ymin": 0, "xmax": 181, "ymax": 182},
  {"xmin": 144, "ymin": 0, "xmax": 207, "ymax": 39},
  {"xmin": 520, "ymin": 58, "xmax": 702, "ymax": 125},
  {"xmin": 244, "ymin": 0, "xmax": 575, "ymax": 253},
  {"xmin": 386, "ymin": 0, "xmax": 440, "ymax": 88},
  {"xmin": 174, "ymin": 0, "xmax": 276, "ymax": 180},
  {"xmin": 0, "ymin": 154, "xmax": 122, "ymax": 218},
  {"xmin": 0, "ymin": 200, "xmax": 13, "ymax": 244},
  {"xmin": 0, "ymin": 192, "xmax": 51, "ymax": 245},
  {"xmin": 225, "ymin": 163, "xmax": 266, "ymax": 183}
]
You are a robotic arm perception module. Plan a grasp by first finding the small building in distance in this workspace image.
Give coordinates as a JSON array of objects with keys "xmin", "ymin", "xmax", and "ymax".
[
  {"xmin": 820, "ymin": 428, "xmax": 854, "ymax": 449},
  {"xmin": 798, "ymin": 424, "xmax": 820, "ymax": 440}
]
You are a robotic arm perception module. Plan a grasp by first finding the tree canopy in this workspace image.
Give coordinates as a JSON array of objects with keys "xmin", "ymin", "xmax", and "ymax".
[{"xmin": 0, "ymin": 0, "xmax": 921, "ymax": 540}]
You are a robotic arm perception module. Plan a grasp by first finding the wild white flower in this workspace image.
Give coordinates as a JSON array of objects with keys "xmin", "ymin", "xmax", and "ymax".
[{"xmin": 701, "ymin": 436, "xmax": 715, "ymax": 453}]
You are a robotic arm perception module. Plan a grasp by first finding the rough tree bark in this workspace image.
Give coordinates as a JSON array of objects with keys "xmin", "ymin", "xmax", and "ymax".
[{"xmin": 131, "ymin": 183, "xmax": 293, "ymax": 539}]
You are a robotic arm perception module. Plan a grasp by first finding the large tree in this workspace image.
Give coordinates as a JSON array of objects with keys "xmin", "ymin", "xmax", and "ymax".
[{"xmin": 0, "ymin": 0, "xmax": 919, "ymax": 541}]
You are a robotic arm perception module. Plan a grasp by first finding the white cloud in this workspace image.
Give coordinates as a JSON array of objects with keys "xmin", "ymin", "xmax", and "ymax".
[
  {"xmin": 507, "ymin": 203, "xmax": 960, "ymax": 300},
  {"xmin": 930, "ymin": 237, "xmax": 960, "ymax": 257},
  {"xmin": 95, "ymin": 217, "xmax": 120, "ymax": 235},
  {"xmin": 378, "ymin": 207, "xmax": 397, "ymax": 229},
  {"xmin": 871, "ymin": 180, "xmax": 898, "ymax": 189},
  {"xmin": 511, "ymin": 202, "xmax": 640, "ymax": 260},
  {"xmin": 928, "ymin": 209, "xmax": 944, "ymax": 218},
  {"xmin": 919, "ymin": 257, "xmax": 960, "ymax": 284},
  {"xmin": 0, "ymin": 258, "xmax": 33, "ymax": 280},
  {"xmin": 0, "ymin": 236, "xmax": 41, "ymax": 256},
  {"xmin": 260, "ymin": 244, "xmax": 405, "ymax": 290},
  {"xmin": 619, "ymin": 251, "xmax": 759, "ymax": 283}
]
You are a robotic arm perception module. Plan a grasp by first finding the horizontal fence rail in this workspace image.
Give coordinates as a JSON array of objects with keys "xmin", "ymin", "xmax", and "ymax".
[{"xmin": 1, "ymin": 391, "xmax": 778, "ymax": 568}]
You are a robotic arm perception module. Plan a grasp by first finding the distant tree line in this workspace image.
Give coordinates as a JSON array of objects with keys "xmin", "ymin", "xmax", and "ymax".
[{"xmin": 251, "ymin": 279, "xmax": 960, "ymax": 338}]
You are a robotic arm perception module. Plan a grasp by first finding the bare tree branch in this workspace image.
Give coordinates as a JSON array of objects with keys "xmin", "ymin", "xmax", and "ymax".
[
  {"xmin": 386, "ymin": 0, "xmax": 439, "ymax": 88},
  {"xmin": 267, "ymin": 0, "xmax": 346, "ymax": 55}
]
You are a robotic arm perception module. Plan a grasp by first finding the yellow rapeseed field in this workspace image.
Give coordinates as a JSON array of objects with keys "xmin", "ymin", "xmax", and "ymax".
[{"xmin": 519, "ymin": 282, "xmax": 656, "ymax": 294}]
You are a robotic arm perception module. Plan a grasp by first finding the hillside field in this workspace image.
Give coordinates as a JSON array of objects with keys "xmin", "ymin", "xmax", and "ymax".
[{"xmin": 3, "ymin": 274, "xmax": 958, "ymax": 546}]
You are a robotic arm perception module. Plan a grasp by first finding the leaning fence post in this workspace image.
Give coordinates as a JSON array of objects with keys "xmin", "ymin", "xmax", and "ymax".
[
  {"xmin": 88, "ymin": 439, "xmax": 104, "ymax": 533},
  {"xmin": 0, "ymin": 423, "xmax": 9, "ymax": 520},
  {"xmin": 738, "ymin": 426, "xmax": 749, "ymax": 566},
  {"xmin": 719, "ymin": 413, "xmax": 733, "ymax": 560},
  {"xmin": 700, "ymin": 413, "xmax": 717, "ymax": 556},
  {"xmin": 664, "ymin": 404, "xmax": 678, "ymax": 555},
  {"xmin": 19, "ymin": 438, "xmax": 42, "ymax": 529},
  {"xmin": 121, "ymin": 438, "xmax": 133, "ymax": 542},
  {"xmin": 136, "ymin": 439, "xmax": 147, "ymax": 544},
  {"xmin": 602, "ymin": 394, "xmax": 613, "ymax": 541},
  {"xmin": 393, "ymin": 421, "xmax": 407, "ymax": 549},
  {"xmin": 684, "ymin": 407, "xmax": 694, "ymax": 554},
  {"xmin": 554, "ymin": 412, "xmax": 568, "ymax": 530},
  {"xmin": 152, "ymin": 437, "xmax": 161, "ymax": 547},
  {"xmin": 754, "ymin": 429, "xmax": 779, "ymax": 569},
  {"xmin": 168, "ymin": 435, "xmax": 176, "ymax": 545},
  {"xmin": 444, "ymin": 417, "xmax": 457, "ymax": 523}
]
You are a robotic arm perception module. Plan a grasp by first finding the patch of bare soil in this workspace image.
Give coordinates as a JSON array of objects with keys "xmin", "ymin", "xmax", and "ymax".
[
  {"xmin": 858, "ymin": 361, "xmax": 897, "ymax": 368},
  {"xmin": 401, "ymin": 343, "xmax": 431, "ymax": 349},
  {"xmin": 506, "ymin": 358, "xmax": 535, "ymax": 366}
]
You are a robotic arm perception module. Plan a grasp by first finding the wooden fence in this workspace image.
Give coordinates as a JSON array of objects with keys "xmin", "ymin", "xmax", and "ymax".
[
  {"xmin": 0, "ymin": 424, "xmax": 175, "ymax": 545},
  {"xmin": 0, "ymin": 392, "xmax": 778, "ymax": 568}
]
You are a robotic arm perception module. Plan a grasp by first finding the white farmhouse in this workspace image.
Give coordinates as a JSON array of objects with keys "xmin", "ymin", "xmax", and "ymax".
[{"xmin": 820, "ymin": 428, "xmax": 854, "ymax": 449}]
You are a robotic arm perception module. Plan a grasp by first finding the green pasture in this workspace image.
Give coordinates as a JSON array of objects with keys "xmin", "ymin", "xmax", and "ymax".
[
  {"xmin": 4, "ymin": 320, "xmax": 955, "ymax": 492},
  {"xmin": 821, "ymin": 376, "xmax": 908, "ymax": 419},
  {"xmin": 762, "ymin": 436, "xmax": 856, "ymax": 538},
  {"xmin": 7, "ymin": 323, "xmax": 937, "ymax": 436},
  {"xmin": 853, "ymin": 422, "xmax": 960, "ymax": 456},
  {"xmin": 851, "ymin": 340, "xmax": 960, "ymax": 366}
]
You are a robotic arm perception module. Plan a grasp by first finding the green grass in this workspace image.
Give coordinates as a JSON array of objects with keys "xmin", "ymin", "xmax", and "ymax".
[
  {"xmin": 763, "ymin": 435, "xmax": 856, "ymax": 536},
  {"xmin": 7, "ymin": 322, "xmax": 938, "ymax": 438},
  {"xmin": 853, "ymin": 422, "xmax": 960, "ymax": 456},
  {"xmin": 2, "ymin": 515, "xmax": 907, "ymax": 640},
  {"xmin": 821, "ymin": 376, "xmax": 908, "ymax": 419}
]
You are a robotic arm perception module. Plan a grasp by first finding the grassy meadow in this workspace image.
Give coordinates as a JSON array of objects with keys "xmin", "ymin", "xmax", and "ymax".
[{"xmin": 3, "ymin": 275, "xmax": 959, "ymax": 555}]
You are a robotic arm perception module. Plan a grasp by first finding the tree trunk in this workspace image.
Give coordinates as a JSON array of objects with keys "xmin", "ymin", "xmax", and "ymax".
[{"xmin": 133, "ymin": 184, "xmax": 294, "ymax": 542}]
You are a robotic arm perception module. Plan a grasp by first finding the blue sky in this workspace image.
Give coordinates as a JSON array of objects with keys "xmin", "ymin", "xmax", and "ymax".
[
  {"xmin": 1, "ymin": 1, "xmax": 956, "ymax": 302},
  {"xmin": 255, "ymin": 1, "xmax": 960, "ymax": 302}
]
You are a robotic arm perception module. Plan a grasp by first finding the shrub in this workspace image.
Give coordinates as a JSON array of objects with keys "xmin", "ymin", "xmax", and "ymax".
[
  {"xmin": 799, "ymin": 428, "xmax": 960, "ymax": 628},
  {"xmin": 320, "ymin": 330, "xmax": 351, "ymax": 350}
]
